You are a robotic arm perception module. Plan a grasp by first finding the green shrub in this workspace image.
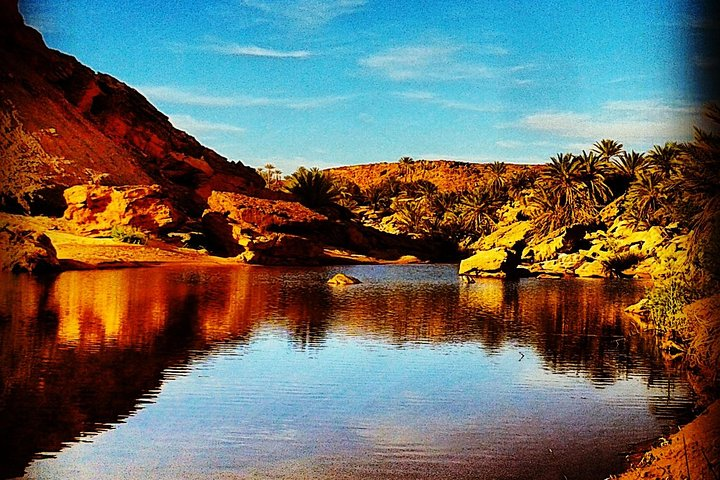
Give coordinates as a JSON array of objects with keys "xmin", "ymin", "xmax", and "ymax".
[
  {"xmin": 645, "ymin": 274, "xmax": 704, "ymax": 333},
  {"xmin": 110, "ymin": 225, "xmax": 148, "ymax": 245}
]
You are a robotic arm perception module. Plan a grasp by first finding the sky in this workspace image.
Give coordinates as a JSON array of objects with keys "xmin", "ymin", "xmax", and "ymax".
[{"xmin": 19, "ymin": 0, "xmax": 718, "ymax": 174}]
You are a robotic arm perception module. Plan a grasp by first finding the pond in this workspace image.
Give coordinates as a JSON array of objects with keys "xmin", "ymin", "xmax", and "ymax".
[{"xmin": 0, "ymin": 264, "xmax": 695, "ymax": 479}]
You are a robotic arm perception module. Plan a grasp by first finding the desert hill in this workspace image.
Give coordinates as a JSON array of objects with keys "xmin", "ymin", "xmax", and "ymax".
[{"xmin": 328, "ymin": 159, "xmax": 541, "ymax": 193}]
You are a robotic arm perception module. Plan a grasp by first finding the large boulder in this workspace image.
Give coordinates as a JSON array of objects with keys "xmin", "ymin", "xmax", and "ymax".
[
  {"xmin": 471, "ymin": 220, "xmax": 534, "ymax": 252},
  {"xmin": 63, "ymin": 185, "xmax": 181, "ymax": 235},
  {"xmin": 0, "ymin": 221, "xmax": 60, "ymax": 273},
  {"xmin": 459, "ymin": 247, "xmax": 520, "ymax": 277}
]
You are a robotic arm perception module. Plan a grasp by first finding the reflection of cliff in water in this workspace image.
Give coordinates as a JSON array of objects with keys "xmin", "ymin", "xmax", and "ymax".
[
  {"xmin": 0, "ymin": 267, "xmax": 692, "ymax": 478},
  {"xmin": 0, "ymin": 268, "xmax": 260, "ymax": 479}
]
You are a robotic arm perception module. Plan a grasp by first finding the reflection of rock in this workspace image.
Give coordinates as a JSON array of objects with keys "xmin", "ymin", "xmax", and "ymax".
[
  {"xmin": 328, "ymin": 273, "xmax": 361, "ymax": 285},
  {"xmin": 459, "ymin": 247, "xmax": 520, "ymax": 277},
  {"xmin": 63, "ymin": 185, "xmax": 182, "ymax": 235},
  {"xmin": 0, "ymin": 221, "xmax": 60, "ymax": 273}
]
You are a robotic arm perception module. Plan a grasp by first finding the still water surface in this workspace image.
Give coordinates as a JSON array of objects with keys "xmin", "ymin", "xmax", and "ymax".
[{"xmin": 0, "ymin": 264, "xmax": 695, "ymax": 479}]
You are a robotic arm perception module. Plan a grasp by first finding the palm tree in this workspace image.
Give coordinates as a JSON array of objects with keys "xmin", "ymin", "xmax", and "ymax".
[
  {"xmin": 647, "ymin": 142, "xmax": 681, "ymax": 177},
  {"xmin": 487, "ymin": 161, "xmax": 508, "ymax": 195},
  {"xmin": 624, "ymin": 171, "xmax": 667, "ymax": 226},
  {"xmin": 612, "ymin": 150, "xmax": 647, "ymax": 179},
  {"xmin": 257, "ymin": 163, "xmax": 280, "ymax": 187},
  {"xmin": 284, "ymin": 167, "xmax": 340, "ymax": 208},
  {"xmin": 592, "ymin": 139, "xmax": 624, "ymax": 162},
  {"xmin": 575, "ymin": 150, "xmax": 612, "ymax": 204},
  {"xmin": 539, "ymin": 153, "xmax": 584, "ymax": 207},
  {"xmin": 398, "ymin": 156, "xmax": 415, "ymax": 178},
  {"xmin": 393, "ymin": 198, "xmax": 431, "ymax": 235},
  {"xmin": 458, "ymin": 187, "xmax": 501, "ymax": 236}
]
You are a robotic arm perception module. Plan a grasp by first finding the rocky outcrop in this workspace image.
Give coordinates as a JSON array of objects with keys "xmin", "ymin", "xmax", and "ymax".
[
  {"xmin": 201, "ymin": 192, "xmax": 328, "ymax": 263},
  {"xmin": 0, "ymin": 219, "xmax": 60, "ymax": 273},
  {"xmin": 0, "ymin": 1, "xmax": 263, "ymax": 217},
  {"xmin": 458, "ymin": 247, "xmax": 520, "ymax": 278},
  {"xmin": 522, "ymin": 223, "xmax": 593, "ymax": 263},
  {"xmin": 470, "ymin": 220, "xmax": 533, "ymax": 252},
  {"xmin": 206, "ymin": 191, "xmax": 327, "ymax": 233},
  {"xmin": 63, "ymin": 185, "xmax": 182, "ymax": 235}
]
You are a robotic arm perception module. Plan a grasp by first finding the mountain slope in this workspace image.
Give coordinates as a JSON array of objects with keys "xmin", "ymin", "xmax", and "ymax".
[{"xmin": 0, "ymin": 0, "xmax": 263, "ymax": 216}]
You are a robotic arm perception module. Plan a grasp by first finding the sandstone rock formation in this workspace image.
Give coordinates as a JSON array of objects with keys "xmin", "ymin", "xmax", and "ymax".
[
  {"xmin": 63, "ymin": 185, "xmax": 181, "ymax": 235},
  {"xmin": 0, "ymin": 217, "xmax": 60, "ymax": 273}
]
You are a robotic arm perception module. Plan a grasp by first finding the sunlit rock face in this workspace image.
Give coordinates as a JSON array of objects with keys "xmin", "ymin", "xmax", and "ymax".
[
  {"xmin": 63, "ymin": 185, "xmax": 182, "ymax": 235},
  {"xmin": 0, "ymin": 1, "xmax": 263, "ymax": 217}
]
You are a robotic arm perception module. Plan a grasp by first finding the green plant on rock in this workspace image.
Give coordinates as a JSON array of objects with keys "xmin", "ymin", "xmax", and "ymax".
[
  {"xmin": 284, "ymin": 167, "xmax": 340, "ymax": 208},
  {"xmin": 110, "ymin": 225, "xmax": 148, "ymax": 245}
]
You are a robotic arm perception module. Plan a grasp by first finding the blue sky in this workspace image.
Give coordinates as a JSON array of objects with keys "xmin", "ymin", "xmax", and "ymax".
[{"xmin": 20, "ymin": 0, "xmax": 713, "ymax": 174}]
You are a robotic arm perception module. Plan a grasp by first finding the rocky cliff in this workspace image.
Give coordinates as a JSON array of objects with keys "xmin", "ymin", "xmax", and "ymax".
[{"xmin": 0, "ymin": 0, "xmax": 264, "ymax": 217}]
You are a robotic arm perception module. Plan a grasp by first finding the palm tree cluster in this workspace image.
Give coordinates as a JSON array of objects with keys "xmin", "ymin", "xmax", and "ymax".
[
  {"xmin": 276, "ymin": 111, "xmax": 719, "ymax": 255},
  {"xmin": 257, "ymin": 163, "xmax": 283, "ymax": 189}
]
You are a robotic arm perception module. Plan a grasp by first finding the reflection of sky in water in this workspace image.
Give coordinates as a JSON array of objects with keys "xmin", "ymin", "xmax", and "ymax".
[
  {"xmin": 2, "ymin": 265, "xmax": 693, "ymax": 480},
  {"xmin": 28, "ymin": 332, "xmax": 690, "ymax": 479}
]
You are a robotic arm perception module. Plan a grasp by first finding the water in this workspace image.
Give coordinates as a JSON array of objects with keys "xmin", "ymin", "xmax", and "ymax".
[{"xmin": 0, "ymin": 264, "xmax": 695, "ymax": 479}]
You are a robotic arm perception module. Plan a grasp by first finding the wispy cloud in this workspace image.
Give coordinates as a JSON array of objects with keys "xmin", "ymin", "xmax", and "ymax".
[
  {"xmin": 395, "ymin": 90, "xmax": 502, "ymax": 112},
  {"xmin": 242, "ymin": 0, "xmax": 366, "ymax": 28},
  {"xmin": 168, "ymin": 40, "xmax": 311, "ymax": 58},
  {"xmin": 137, "ymin": 85, "xmax": 350, "ymax": 110},
  {"xmin": 360, "ymin": 44, "xmax": 531, "ymax": 82},
  {"xmin": 518, "ymin": 100, "xmax": 700, "ymax": 142},
  {"xmin": 168, "ymin": 114, "xmax": 246, "ymax": 134}
]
